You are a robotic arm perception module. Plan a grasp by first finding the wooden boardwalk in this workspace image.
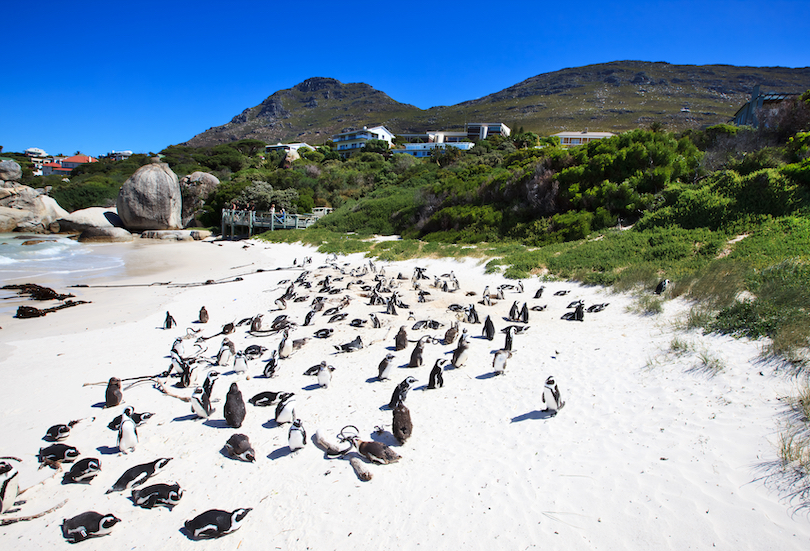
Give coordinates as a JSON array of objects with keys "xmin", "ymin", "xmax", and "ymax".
[{"xmin": 221, "ymin": 208, "xmax": 332, "ymax": 238}]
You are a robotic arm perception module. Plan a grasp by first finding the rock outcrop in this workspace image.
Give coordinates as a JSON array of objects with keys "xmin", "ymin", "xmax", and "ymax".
[
  {"xmin": 56, "ymin": 207, "xmax": 124, "ymax": 233},
  {"xmin": 78, "ymin": 227, "xmax": 134, "ymax": 243},
  {"xmin": 0, "ymin": 163, "xmax": 70, "ymax": 232},
  {"xmin": 116, "ymin": 162, "xmax": 182, "ymax": 231},
  {"xmin": 0, "ymin": 159, "xmax": 23, "ymax": 182},
  {"xmin": 179, "ymin": 171, "xmax": 220, "ymax": 227}
]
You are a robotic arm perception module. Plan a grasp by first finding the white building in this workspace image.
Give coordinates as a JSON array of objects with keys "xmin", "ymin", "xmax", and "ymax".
[
  {"xmin": 465, "ymin": 122, "xmax": 511, "ymax": 140},
  {"xmin": 265, "ymin": 142, "xmax": 315, "ymax": 154},
  {"xmin": 331, "ymin": 126, "xmax": 395, "ymax": 157},
  {"xmin": 108, "ymin": 150, "xmax": 133, "ymax": 161},
  {"xmin": 396, "ymin": 141, "xmax": 475, "ymax": 158},
  {"xmin": 24, "ymin": 147, "xmax": 48, "ymax": 176},
  {"xmin": 552, "ymin": 130, "xmax": 616, "ymax": 148}
]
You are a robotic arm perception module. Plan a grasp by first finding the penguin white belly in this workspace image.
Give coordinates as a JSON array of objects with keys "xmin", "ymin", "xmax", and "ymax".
[
  {"xmin": 118, "ymin": 420, "xmax": 138, "ymax": 454},
  {"xmin": 276, "ymin": 401, "xmax": 296, "ymax": 424},
  {"xmin": 234, "ymin": 355, "xmax": 248, "ymax": 376},
  {"xmin": 379, "ymin": 361, "xmax": 394, "ymax": 380},
  {"xmin": 288, "ymin": 429, "xmax": 305, "ymax": 451},
  {"xmin": 317, "ymin": 368, "xmax": 331, "ymax": 388},
  {"xmin": 0, "ymin": 466, "xmax": 19, "ymax": 514},
  {"xmin": 279, "ymin": 339, "xmax": 292, "ymax": 359},
  {"xmin": 217, "ymin": 349, "xmax": 233, "ymax": 367}
]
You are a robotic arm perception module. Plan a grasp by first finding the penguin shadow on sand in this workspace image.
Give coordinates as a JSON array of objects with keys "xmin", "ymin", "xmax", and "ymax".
[
  {"xmin": 96, "ymin": 445, "xmax": 120, "ymax": 455},
  {"xmin": 511, "ymin": 410, "xmax": 558, "ymax": 422},
  {"xmin": 172, "ymin": 413, "xmax": 200, "ymax": 422},
  {"xmin": 268, "ymin": 446, "xmax": 293, "ymax": 460},
  {"xmin": 262, "ymin": 419, "xmax": 279, "ymax": 429},
  {"xmin": 370, "ymin": 428, "xmax": 400, "ymax": 448},
  {"xmin": 91, "ymin": 401, "xmax": 111, "ymax": 409},
  {"xmin": 302, "ymin": 383, "xmax": 321, "ymax": 391},
  {"xmin": 202, "ymin": 419, "xmax": 232, "ymax": 429}
]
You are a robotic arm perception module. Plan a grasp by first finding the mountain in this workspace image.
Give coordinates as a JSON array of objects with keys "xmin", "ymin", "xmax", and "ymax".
[{"xmin": 184, "ymin": 61, "xmax": 810, "ymax": 147}]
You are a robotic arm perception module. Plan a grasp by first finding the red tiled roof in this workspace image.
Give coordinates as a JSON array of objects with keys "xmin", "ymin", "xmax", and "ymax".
[{"xmin": 60, "ymin": 154, "xmax": 97, "ymax": 163}]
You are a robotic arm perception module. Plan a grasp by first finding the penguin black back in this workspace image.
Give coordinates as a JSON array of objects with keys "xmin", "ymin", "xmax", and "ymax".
[{"xmin": 224, "ymin": 383, "xmax": 246, "ymax": 428}]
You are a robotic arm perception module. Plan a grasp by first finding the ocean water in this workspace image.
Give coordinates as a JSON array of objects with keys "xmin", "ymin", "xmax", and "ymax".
[{"xmin": 0, "ymin": 233, "xmax": 126, "ymax": 315}]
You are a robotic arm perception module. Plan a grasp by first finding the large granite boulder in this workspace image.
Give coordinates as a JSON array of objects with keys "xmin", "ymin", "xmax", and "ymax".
[
  {"xmin": 0, "ymin": 160, "xmax": 22, "ymax": 182},
  {"xmin": 179, "ymin": 171, "xmax": 220, "ymax": 227},
  {"xmin": 56, "ymin": 207, "xmax": 123, "ymax": 233},
  {"xmin": 78, "ymin": 227, "xmax": 134, "ymax": 243},
  {"xmin": 116, "ymin": 162, "xmax": 182, "ymax": 231},
  {"xmin": 0, "ymin": 184, "xmax": 69, "ymax": 233}
]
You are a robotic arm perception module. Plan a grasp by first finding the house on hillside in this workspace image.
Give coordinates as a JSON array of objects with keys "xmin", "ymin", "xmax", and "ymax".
[
  {"xmin": 107, "ymin": 150, "xmax": 133, "ymax": 161},
  {"xmin": 265, "ymin": 142, "xmax": 315, "ymax": 155},
  {"xmin": 42, "ymin": 154, "xmax": 97, "ymax": 176},
  {"xmin": 395, "ymin": 130, "xmax": 475, "ymax": 158},
  {"xmin": 465, "ymin": 122, "xmax": 511, "ymax": 140},
  {"xmin": 331, "ymin": 126, "xmax": 394, "ymax": 157},
  {"xmin": 25, "ymin": 147, "xmax": 48, "ymax": 176},
  {"xmin": 731, "ymin": 85, "xmax": 800, "ymax": 128},
  {"xmin": 552, "ymin": 130, "xmax": 616, "ymax": 148}
]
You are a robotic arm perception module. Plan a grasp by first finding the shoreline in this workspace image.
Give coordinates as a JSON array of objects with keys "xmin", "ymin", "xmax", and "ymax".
[{"xmin": 0, "ymin": 239, "xmax": 807, "ymax": 549}]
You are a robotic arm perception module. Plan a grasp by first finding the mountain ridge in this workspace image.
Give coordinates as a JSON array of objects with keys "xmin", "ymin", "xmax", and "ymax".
[{"xmin": 184, "ymin": 61, "xmax": 810, "ymax": 147}]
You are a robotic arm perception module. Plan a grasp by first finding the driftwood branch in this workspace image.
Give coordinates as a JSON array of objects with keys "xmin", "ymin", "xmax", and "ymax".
[
  {"xmin": 0, "ymin": 499, "xmax": 68, "ymax": 526},
  {"xmin": 153, "ymin": 380, "xmax": 191, "ymax": 402}
]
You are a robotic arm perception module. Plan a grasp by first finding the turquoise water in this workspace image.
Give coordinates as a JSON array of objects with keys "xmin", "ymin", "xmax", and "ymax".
[{"xmin": 0, "ymin": 233, "xmax": 126, "ymax": 315}]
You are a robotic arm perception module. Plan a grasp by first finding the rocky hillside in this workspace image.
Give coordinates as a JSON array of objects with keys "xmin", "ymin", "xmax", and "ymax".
[{"xmin": 185, "ymin": 61, "xmax": 810, "ymax": 147}]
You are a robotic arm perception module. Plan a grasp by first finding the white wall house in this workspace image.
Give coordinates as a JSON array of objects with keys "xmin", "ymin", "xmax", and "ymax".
[
  {"xmin": 331, "ymin": 126, "xmax": 394, "ymax": 157},
  {"xmin": 552, "ymin": 130, "xmax": 615, "ymax": 148},
  {"xmin": 265, "ymin": 142, "xmax": 315, "ymax": 154},
  {"xmin": 465, "ymin": 122, "xmax": 511, "ymax": 140},
  {"xmin": 396, "ymin": 142, "xmax": 475, "ymax": 158}
]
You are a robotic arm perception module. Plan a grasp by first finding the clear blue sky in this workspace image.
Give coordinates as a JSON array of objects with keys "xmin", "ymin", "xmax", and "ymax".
[{"xmin": 2, "ymin": 0, "xmax": 807, "ymax": 157}]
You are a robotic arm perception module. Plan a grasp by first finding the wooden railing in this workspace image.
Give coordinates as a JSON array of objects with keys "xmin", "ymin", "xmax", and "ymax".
[{"xmin": 221, "ymin": 208, "xmax": 331, "ymax": 238}]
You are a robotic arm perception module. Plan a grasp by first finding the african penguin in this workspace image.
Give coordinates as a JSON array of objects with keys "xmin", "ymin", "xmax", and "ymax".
[
  {"xmin": 105, "ymin": 377, "xmax": 122, "ymax": 408},
  {"xmin": 163, "ymin": 311, "xmax": 176, "ymax": 329},
  {"xmin": 191, "ymin": 388, "xmax": 213, "ymax": 419},
  {"xmin": 275, "ymin": 393, "xmax": 296, "ymax": 425},
  {"xmin": 224, "ymin": 383, "xmax": 246, "ymax": 428},
  {"xmin": 61, "ymin": 512, "xmax": 120, "ymax": 543},
  {"xmin": 62, "ymin": 457, "xmax": 101, "ymax": 485},
  {"xmin": 198, "ymin": 306, "xmax": 209, "ymax": 324},
  {"xmin": 377, "ymin": 353, "xmax": 396, "ymax": 381},
  {"xmin": 131, "ymin": 482, "xmax": 184, "ymax": 510},
  {"xmin": 184, "ymin": 508, "xmax": 252, "ymax": 540},
  {"xmin": 117, "ymin": 407, "xmax": 138, "ymax": 454},
  {"xmin": 492, "ymin": 349, "xmax": 512, "ymax": 375},
  {"xmin": 392, "ymin": 402, "xmax": 413, "ymax": 445},
  {"xmin": 389, "ymin": 376, "xmax": 417, "ymax": 409},
  {"xmin": 224, "ymin": 434, "xmax": 256, "ymax": 462},
  {"xmin": 482, "ymin": 315, "xmax": 495, "ymax": 341},
  {"xmin": 427, "ymin": 358, "xmax": 447, "ymax": 389},
  {"xmin": 0, "ymin": 461, "xmax": 19, "ymax": 514},
  {"xmin": 542, "ymin": 376, "xmax": 565, "ymax": 414},
  {"xmin": 106, "ymin": 458, "xmax": 172, "ymax": 494},
  {"xmin": 451, "ymin": 335, "xmax": 470, "ymax": 368},
  {"xmin": 394, "ymin": 326, "xmax": 408, "ymax": 351},
  {"xmin": 288, "ymin": 418, "xmax": 307, "ymax": 451}
]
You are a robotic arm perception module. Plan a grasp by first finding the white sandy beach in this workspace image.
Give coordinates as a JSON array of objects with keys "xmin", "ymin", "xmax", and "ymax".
[{"xmin": 0, "ymin": 238, "xmax": 808, "ymax": 550}]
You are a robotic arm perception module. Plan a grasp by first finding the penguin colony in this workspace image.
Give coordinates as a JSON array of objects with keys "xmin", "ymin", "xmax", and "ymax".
[{"xmin": 0, "ymin": 252, "xmax": 605, "ymax": 544}]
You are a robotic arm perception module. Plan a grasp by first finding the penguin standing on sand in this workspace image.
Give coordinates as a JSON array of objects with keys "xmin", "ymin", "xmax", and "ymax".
[
  {"xmin": 451, "ymin": 333, "xmax": 470, "ymax": 368},
  {"xmin": 0, "ymin": 460, "xmax": 19, "ymax": 513},
  {"xmin": 288, "ymin": 418, "xmax": 307, "ymax": 451},
  {"xmin": 117, "ymin": 407, "xmax": 138, "ymax": 454},
  {"xmin": 655, "ymin": 279, "xmax": 670, "ymax": 295},
  {"xmin": 105, "ymin": 377, "xmax": 122, "ymax": 408},
  {"xmin": 275, "ymin": 393, "xmax": 296, "ymax": 425},
  {"xmin": 509, "ymin": 301, "xmax": 519, "ymax": 321},
  {"xmin": 504, "ymin": 326, "xmax": 517, "ymax": 351},
  {"xmin": 263, "ymin": 350, "xmax": 279, "ymax": 378},
  {"xmin": 574, "ymin": 302, "xmax": 585, "ymax": 322},
  {"xmin": 542, "ymin": 376, "xmax": 565, "ymax": 415},
  {"xmin": 395, "ymin": 326, "xmax": 408, "ymax": 351},
  {"xmin": 278, "ymin": 329, "xmax": 293, "ymax": 359},
  {"xmin": 392, "ymin": 403, "xmax": 412, "ymax": 445},
  {"xmin": 317, "ymin": 363, "xmax": 334, "ymax": 388},
  {"xmin": 378, "ymin": 353, "xmax": 395, "ymax": 381},
  {"xmin": 482, "ymin": 315, "xmax": 495, "ymax": 340},
  {"xmin": 224, "ymin": 383, "xmax": 246, "ymax": 428},
  {"xmin": 198, "ymin": 307, "xmax": 209, "ymax": 324},
  {"xmin": 389, "ymin": 376, "xmax": 417, "ymax": 409},
  {"xmin": 519, "ymin": 303, "xmax": 529, "ymax": 324},
  {"xmin": 233, "ymin": 351, "xmax": 248, "ymax": 378},
  {"xmin": 492, "ymin": 349, "xmax": 512, "ymax": 375},
  {"xmin": 191, "ymin": 388, "xmax": 213, "ymax": 419},
  {"xmin": 217, "ymin": 338, "xmax": 235, "ymax": 367},
  {"xmin": 427, "ymin": 359, "xmax": 447, "ymax": 389},
  {"xmin": 163, "ymin": 311, "xmax": 176, "ymax": 330},
  {"xmin": 408, "ymin": 336, "xmax": 428, "ymax": 368}
]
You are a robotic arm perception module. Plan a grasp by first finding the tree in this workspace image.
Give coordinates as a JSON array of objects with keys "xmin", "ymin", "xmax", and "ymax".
[{"xmin": 362, "ymin": 139, "xmax": 390, "ymax": 155}]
